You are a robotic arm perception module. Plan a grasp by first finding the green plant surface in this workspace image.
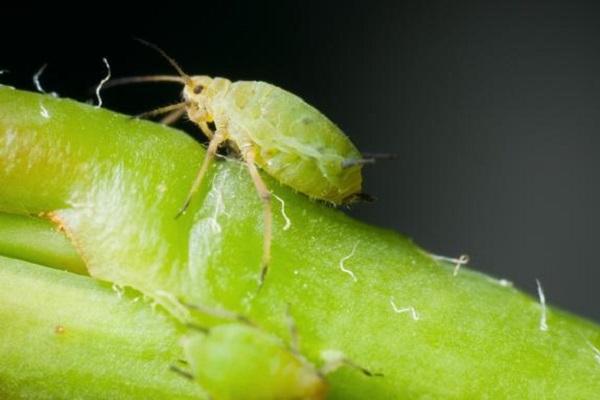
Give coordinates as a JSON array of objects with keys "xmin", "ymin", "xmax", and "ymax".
[
  {"xmin": 0, "ymin": 212, "xmax": 86, "ymax": 274},
  {"xmin": 1, "ymin": 86, "xmax": 600, "ymax": 399},
  {"xmin": 0, "ymin": 255, "xmax": 206, "ymax": 400}
]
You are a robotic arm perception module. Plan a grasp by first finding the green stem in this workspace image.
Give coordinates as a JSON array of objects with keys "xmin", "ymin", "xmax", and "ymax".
[
  {"xmin": 1, "ymin": 87, "xmax": 600, "ymax": 399},
  {"xmin": 0, "ymin": 255, "xmax": 206, "ymax": 400},
  {"xmin": 0, "ymin": 213, "xmax": 86, "ymax": 274}
]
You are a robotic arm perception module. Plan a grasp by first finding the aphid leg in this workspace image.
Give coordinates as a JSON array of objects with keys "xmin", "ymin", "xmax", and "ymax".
[
  {"xmin": 198, "ymin": 121, "xmax": 214, "ymax": 140},
  {"xmin": 341, "ymin": 359, "xmax": 384, "ymax": 378},
  {"xmin": 169, "ymin": 364, "xmax": 195, "ymax": 380},
  {"xmin": 243, "ymin": 148, "xmax": 273, "ymax": 286},
  {"xmin": 160, "ymin": 107, "xmax": 186, "ymax": 125},
  {"xmin": 182, "ymin": 301, "xmax": 254, "ymax": 326},
  {"xmin": 134, "ymin": 102, "xmax": 186, "ymax": 120},
  {"xmin": 176, "ymin": 132, "xmax": 227, "ymax": 218},
  {"xmin": 320, "ymin": 350, "xmax": 383, "ymax": 377}
]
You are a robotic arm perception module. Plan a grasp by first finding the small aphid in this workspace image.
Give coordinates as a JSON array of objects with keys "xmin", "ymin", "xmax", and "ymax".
[
  {"xmin": 108, "ymin": 39, "xmax": 380, "ymax": 285},
  {"xmin": 182, "ymin": 323, "xmax": 327, "ymax": 399}
]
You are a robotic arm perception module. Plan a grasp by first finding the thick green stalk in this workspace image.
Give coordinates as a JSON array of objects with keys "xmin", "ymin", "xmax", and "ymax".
[
  {"xmin": 0, "ymin": 255, "xmax": 206, "ymax": 400},
  {"xmin": 1, "ymin": 86, "xmax": 600, "ymax": 399},
  {"xmin": 0, "ymin": 213, "xmax": 86, "ymax": 274}
]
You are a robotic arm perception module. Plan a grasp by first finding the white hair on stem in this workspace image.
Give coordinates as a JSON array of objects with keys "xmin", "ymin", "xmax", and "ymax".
[
  {"xmin": 39, "ymin": 104, "xmax": 50, "ymax": 119},
  {"xmin": 536, "ymin": 278, "xmax": 548, "ymax": 332},
  {"xmin": 390, "ymin": 297, "xmax": 419, "ymax": 321},
  {"xmin": 33, "ymin": 63, "xmax": 48, "ymax": 93},
  {"xmin": 586, "ymin": 340, "xmax": 600, "ymax": 365},
  {"xmin": 273, "ymin": 194, "xmax": 291, "ymax": 231},
  {"xmin": 485, "ymin": 276, "xmax": 514, "ymax": 287},
  {"xmin": 430, "ymin": 253, "xmax": 470, "ymax": 276},
  {"xmin": 95, "ymin": 58, "xmax": 111, "ymax": 108},
  {"xmin": 339, "ymin": 242, "xmax": 359, "ymax": 282}
]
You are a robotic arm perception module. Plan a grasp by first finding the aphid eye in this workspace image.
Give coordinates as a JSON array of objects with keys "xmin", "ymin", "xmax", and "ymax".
[{"xmin": 193, "ymin": 85, "xmax": 204, "ymax": 94}]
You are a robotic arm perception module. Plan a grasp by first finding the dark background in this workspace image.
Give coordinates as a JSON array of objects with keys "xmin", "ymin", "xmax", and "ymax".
[{"xmin": 3, "ymin": 2, "xmax": 600, "ymax": 321}]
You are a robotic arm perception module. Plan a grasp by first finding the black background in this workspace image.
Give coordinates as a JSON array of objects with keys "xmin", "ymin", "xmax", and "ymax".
[{"xmin": 3, "ymin": 2, "xmax": 600, "ymax": 321}]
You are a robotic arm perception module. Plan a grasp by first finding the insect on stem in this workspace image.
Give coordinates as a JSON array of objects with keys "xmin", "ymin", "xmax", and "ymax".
[{"xmin": 113, "ymin": 41, "xmax": 380, "ymax": 288}]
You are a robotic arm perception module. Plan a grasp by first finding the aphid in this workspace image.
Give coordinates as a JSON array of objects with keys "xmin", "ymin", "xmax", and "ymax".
[
  {"xmin": 181, "ymin": 323, "xmax": 327, "ymax": 399},
  {"xmin": 177, "ymin": 318, "xmax": 380, "ymax": 398},
  {"xmin": 107, "ymin": 40, "xmax": 379, "ymax": 285}
]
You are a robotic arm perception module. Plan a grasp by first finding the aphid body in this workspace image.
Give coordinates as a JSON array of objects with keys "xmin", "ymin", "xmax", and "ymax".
[
  {"xmin": 177, "ymin": 75, "xmax": 365, "ymax": 284},
  {"xmin": 182, "ymin": 323, "xmax": 327, "ymax": 400},
  {"xmin": 184, "ymin": 76, "xmax": 363, "ymax": 204}
]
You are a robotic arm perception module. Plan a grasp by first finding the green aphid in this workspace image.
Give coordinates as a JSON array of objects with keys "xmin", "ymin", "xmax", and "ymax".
[
  {"xmin": 181, "ymin": 324, "xmax": 327, "ymax": 400},
  {"xmin": 108, "ymin": 40, "xmax": 374, "ymax": 285}
]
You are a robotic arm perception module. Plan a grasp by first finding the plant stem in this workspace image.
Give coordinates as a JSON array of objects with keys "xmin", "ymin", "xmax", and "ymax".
[
  {"xmin": 0, "ymin": 213, "xmax": 85, "ymax": 274},
  {"xmin": 0, "ymin": 255, "xmax": 206, "ymax": 400},
  {"xmin": 1, "ymin": 87, "xmax": 600, "ymax": 399}
]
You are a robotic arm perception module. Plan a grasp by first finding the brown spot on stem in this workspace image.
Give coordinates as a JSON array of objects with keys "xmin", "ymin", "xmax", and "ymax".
[{"xmin": 44, "ymin": 211, "xmax": 91, "ymax": 274}]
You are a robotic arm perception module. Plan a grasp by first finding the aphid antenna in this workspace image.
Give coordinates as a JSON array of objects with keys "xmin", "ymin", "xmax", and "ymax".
[
  {"xmin": 133, "ymin": 37, "xmax": 191, "ymax": 85},
  {"xmin": 103, "ymin": 75, "xmax": 186, "ymax": 89},
  {"xmin": 101, "ymin": 38, "xmax": 191, "ymax": 90}
]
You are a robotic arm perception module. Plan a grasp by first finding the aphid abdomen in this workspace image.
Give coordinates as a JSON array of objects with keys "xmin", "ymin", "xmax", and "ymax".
[{"xmin": 223, "ymin": 81, "xmax": 363, "ymax": 204}]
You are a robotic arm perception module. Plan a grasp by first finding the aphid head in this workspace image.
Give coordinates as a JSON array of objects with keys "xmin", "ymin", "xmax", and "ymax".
[
  {"xmin": 182, "ymin": 75, "xmax": 214, "ymax": 102},
  {"xmin": 182, "ymin": 76, "xmax": 231, "ymax": 133},
  {"xmin": 182, "ymin": 75, "xmax": 215, "ymax": 126}
]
